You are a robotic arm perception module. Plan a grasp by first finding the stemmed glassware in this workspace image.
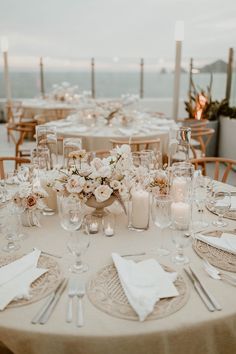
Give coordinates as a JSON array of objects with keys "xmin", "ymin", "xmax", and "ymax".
[
  {"xmin": 212, "ymin": 191, "xmax": 231, "ymax": 227},
  {"xmin": 171, "ymin": 213, "xmax": 191, "ymax": 265},
  {"xmin": 2, "ymin": 208, "xmax": 21, "ymax": 252},
  {"xmin": 63, "ymin": 138, "xmax": 82, "ymax": 168},
  {"xmin": 36, "ymin": 125, "xmax": 58, "ymax": 169},
  {"xmin": 151, "ymin": 194, "xmax": 172, "ymax": 256},
  {"xmin": 192, "ymin": 174, "xmax": 209, "ymax": 229},
  {"xmin": 58, "ymin": 197, "xmax": 89, "ymax": 273}
]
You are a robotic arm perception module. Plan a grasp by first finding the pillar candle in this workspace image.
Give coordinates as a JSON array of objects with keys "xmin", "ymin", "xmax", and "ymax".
[
  {"xmin": 131, "ymin": 189, "xmax": 149, "ymax": 229},
  {"xmin": 171, "ymin": 201, "xmax": 190, "ymax": 226},
  {"xmin": 171, "ymin": 176, "xmax": 187, "ymax": 202}
]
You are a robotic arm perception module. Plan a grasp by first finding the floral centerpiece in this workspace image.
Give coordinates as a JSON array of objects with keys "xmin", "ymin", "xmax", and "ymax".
[
  {"xmin": 53, "ymin": 145, "xmax": 134, "ymax": 216},
  {"xmin": 13, "ymin": 182, "xmax": 48, "ymax": 226}
]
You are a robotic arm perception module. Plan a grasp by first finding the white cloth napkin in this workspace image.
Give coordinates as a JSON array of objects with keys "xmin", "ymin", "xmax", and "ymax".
[
  {"xmin": 196, "ymin": 233, "xmax": 236, "ymax": 255},
  {"xmin": 112, "ymin": 253, "xmax": 178, "ymax": 321},
  {"xmin": 0, "ymin": 249, "xmax": 48, "ymax": 310}
]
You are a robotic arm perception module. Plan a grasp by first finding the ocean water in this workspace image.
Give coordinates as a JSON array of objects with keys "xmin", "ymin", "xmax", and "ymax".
[{"xmin": 0, "ymin": 71, "xmax": 232, "ymax": 101}]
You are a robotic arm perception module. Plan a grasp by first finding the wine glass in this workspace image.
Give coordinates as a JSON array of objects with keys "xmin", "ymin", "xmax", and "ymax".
[
  {"xmin": 58, "ymin": 197, "xmax": 88, "ymax": 273},
  {"xmin": 192, "ymin": 174, "xmax": 208, "ymax": 229},
  {"xmin": 151, "ymin": 194, "xmax": 172, "ymax": 256},
  {"xmin": 2, "ymin": 209, "xmax": 21, "ymax": 253},
  {"xmin": 212, "ymin": 191, "xmax": 231, "ymax": 227},
  {"xmin": 63, "ymin": 138, "xmax": 82, "ymax": 168},
  {"xmin": 171, "ymin": 213, "xmax": 191, "ymax": 265}
]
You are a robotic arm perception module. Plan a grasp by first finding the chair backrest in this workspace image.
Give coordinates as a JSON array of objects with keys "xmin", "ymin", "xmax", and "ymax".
[
  {"xmin": 190, "ymin": 127, "xmax": 215, "ymax": 158},
  {"xmin": 89, "ymin": 150, "xmax": 110, "ymax": 159},
  {"xmin": 110, "ymin": 138, "xmax": 161, "ymax": 152},
  {"xmin": 0, "ymin": 157, "xmax": 31, "ymax": 179},
  {"xmin": 190, "ymin": 157, "xmax": 236, "ymax": 183}
]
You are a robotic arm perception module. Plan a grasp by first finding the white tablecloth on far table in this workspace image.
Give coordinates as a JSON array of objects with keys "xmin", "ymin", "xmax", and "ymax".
[{"xmin": 46, "ymin": 115, "xmax": 175, "ymax": 154}]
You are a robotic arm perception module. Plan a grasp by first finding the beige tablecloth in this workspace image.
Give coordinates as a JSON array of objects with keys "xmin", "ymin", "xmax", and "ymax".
[{"xmin": 0, "ymin": 188, "xmax": 236, "ymax": 354}]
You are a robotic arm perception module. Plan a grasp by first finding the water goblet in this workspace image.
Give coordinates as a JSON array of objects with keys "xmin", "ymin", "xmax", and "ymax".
[
  {"xmin": 151, "ymin": 194, "xmax": 172, "ymax": 256},
  {"xmin": 212, "ymin": 191, "xmax": 231, "ymax": 227},
  {"xmin": 59, "ymin": 197, "xmax": 88, "ymax": 273},
  {"xmin": 2, "ymin": 210, "xmax": 21, "ymax": 253},
  {"xmin": 192, "ymin": 174, "xmax": 209, "ymax": 229},
  {"xmin": 171, "ymin": 215, "xmax": 191, "ymax": 265}
]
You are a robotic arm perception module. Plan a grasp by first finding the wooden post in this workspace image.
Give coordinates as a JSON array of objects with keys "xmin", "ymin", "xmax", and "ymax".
[
  {"xmin": 172, "ymin": 21, "xmax": 184, "ymax": 121},
  {"xmin": 188, "ymin": 57, "xmax": 193, "ymax": 102},
  {"xmin": 40, "ymin": 57, "xmax": 45, "ymax": 99},
  {"xmin": 1, "ymin": 37, "xmax": 11, "ymax": 103},
  {"xmin": 225, "ymin": 48, "xmax": 234, "ymax": 102},
  {"xmin": 172, "ymin": 40, "xmax": 182, "ymax": 120},
  {"xmin": 91, "ymin": 57, "xmax": 95, "ymax": 99},
  {"xmin": 140, "ymin": 58, "xmax": 144, "ymax": 99}
]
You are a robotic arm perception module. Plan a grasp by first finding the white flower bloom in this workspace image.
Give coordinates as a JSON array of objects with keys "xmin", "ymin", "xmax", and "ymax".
[
  {"xmin": 90, "ymin": 158, "xmax": 103, "ymax": 171},
  {"xmin": 97, "ymin": 165, "xmax": 112, "ymax": 178},
  {"xmin": 110, "ymin": 180, "xmax": 121, "ymax": 190},
  {"xmin": 83, "ymin": 180, "xmax": 96, "ymax": 193},
  {"xmin": 112, "ymin": 144, "xmax": 131, "ymax": 157},
  {"xmin": 53, "ymin": 180, "xmax": 65, "ymax": 192},
  {"xmin": 79, "ymin": 164, "xmax": 92, "ymax": 177},
  {"xmin": 66, "ymin": 176, "xmax": 85, "ymax": 193},
  {"xmin": 94, "ymin": 185, "xmax": 113, "ymax": 202}
]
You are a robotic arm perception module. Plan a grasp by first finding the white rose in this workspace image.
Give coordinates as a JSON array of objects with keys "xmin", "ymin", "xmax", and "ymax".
[
  {"xmin": 83, "ymin": 180, "xmax": 96, "ymax": 193},
  {"xmin": 94, "ymin": 185, "xmax": 113, "ymax": 202},
  {"xmin": 98, "ymin": 166, "xmax": 112, "ymax": 178},
  {"xmin": 110, "ymin": 180, "xmax": 121, "ymax": 190},
  {"xmin": 91, "ymin": 158, "xmax": 103, "ymax": 171},
  {"xmin": 66, "ymin": 176, "xmax": 85, "ymax": 193}
]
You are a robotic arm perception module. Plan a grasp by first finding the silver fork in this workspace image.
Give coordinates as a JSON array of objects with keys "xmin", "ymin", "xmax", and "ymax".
[
  {"xmin": 66, "ymin": 278, "xmax": 78, "ymax": 323},
  {"xmin": 76, "ymin": 283, "xmax": 85, "ymax": 327}
]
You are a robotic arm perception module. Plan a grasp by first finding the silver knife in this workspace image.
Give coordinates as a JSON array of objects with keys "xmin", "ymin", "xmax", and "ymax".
[
  {"xmin": 189, "ymin": 266, "xmax": 222, "ymax": 311},
  {"xmin": 31, "ymin": 278, "xmax": 65, "ymax": 324},
  {"xmin": 39, "ymin": 278, "xmax": 68, "ymax": 325},
  {"xmin": 184, "ymin": 268, "xmax": 215, "ymax": 312}
]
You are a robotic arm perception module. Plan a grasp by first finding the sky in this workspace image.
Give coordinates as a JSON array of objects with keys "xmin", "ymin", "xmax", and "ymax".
[{"xmin": 0, "ymin": 0, "xmax": 235, "ymax": 70}]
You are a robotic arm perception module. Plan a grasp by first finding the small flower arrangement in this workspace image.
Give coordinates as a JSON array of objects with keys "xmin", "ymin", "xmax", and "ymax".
[
  {"xmin": 149, "ymin": 170, "xmax": 169, "ymax": 195},
  {"xmin": 53, "ymin": 145, "xmax": 134, "ymax": 211},
  {"xmin": 13, "ymin": 182, "xmax": 48, "ymax": 211}
]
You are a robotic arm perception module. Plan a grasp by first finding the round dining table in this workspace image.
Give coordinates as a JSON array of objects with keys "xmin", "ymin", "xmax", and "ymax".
[
  {"xmin": 22, "ymin": 99, "xmax": 93, "ymax": 121},
  {"xmin": 0, "ymin": 182, "xmax": 236, "ymax": 354},
  {"xmin": 45, "ymin": 115, "xmax": 176, "ymax": 154}
]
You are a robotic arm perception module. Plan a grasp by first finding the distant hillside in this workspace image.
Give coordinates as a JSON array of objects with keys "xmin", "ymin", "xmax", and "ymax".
[{"xmin": 199, "ymin": 59, "xmax": 227, "ymax": 73}]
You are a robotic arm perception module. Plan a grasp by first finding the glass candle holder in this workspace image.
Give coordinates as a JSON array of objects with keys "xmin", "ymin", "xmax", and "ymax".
[
  {"xmin": 84, "ymin": 214, "xmax": 100, "ymax": 234},
  {"xmin": 102, "ymin": 213, "xmax": 115, "ymax": 237}
]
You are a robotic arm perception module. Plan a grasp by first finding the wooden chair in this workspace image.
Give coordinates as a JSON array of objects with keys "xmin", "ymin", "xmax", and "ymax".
[
  {"xmin": 0, "ymin": 157, "xmax": 31, "ymax": 179},
  {"xmin": 110, "ymin": 138, "xmax": 161, "ymax": 152},
  {"xmin": 190, "ymin": 157, "xmax": 236, "ymax": 183},
  {"xmin": 7, "ymin": 122, "xmax": 37, "ymax": 166},
  {"xmin": 89, "ymin": 150, "xmax": 110, "ymax": 159},
  {"xmin": 190, "ymin": 127, "xmax": 215, "ymax": 158}
]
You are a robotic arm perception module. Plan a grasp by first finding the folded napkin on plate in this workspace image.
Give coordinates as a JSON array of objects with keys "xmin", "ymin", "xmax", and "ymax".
[
  {"xmin": 0, "ymin": 249, "xmax": 48, "ymax": 310},
  {"xmin": 196, "ymin": 233, "xmax": 236, "ymax": 255},
  {"xmin": 112, "ymin": 253, "xmax": 178, "ymax": 321}
]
